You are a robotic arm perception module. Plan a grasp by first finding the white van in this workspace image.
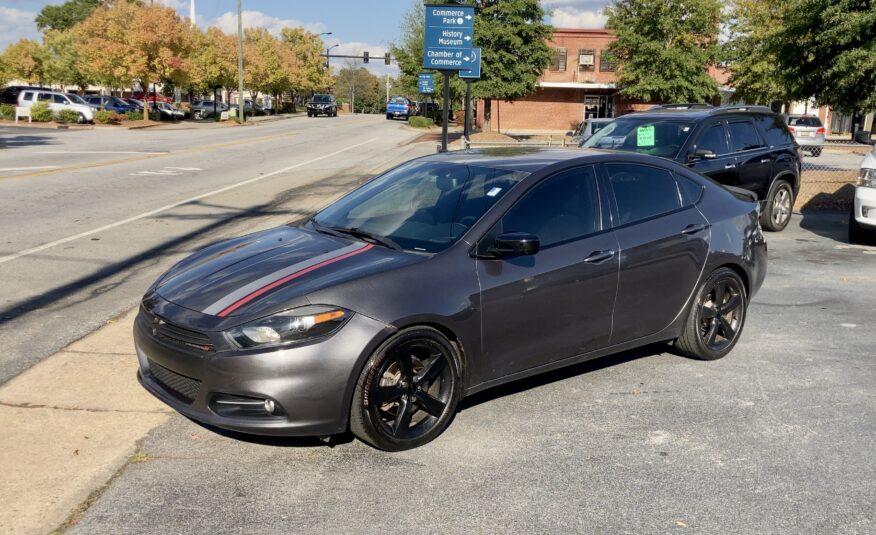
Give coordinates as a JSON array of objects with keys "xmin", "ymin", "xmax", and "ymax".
[{"xmin": 17, "ymin": 90, "xmax": 95, "ymax": 123}]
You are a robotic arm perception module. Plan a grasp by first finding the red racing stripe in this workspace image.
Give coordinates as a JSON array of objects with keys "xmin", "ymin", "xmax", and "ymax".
[{"xmin": 216, "ymin": 243, "xmax": 374, "ymax": 317}]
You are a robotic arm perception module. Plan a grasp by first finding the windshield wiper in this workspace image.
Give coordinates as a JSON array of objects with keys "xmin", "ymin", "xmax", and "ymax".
[{"xmin": 309, "ymin": 218, "xmax": 401, "ymax": 251}]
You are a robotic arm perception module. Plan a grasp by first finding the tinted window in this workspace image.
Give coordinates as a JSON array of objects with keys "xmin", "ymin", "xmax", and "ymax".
[
  {"xmin": 500, "ymin": 167, "xmax": 600, "ymax": 247},
  {"xmin": 53, "ymin": 94, "xmax": 67, "ymax": 104},
  {"xmin": 696, "ymin": 124, "xmax": 729, "ymax": 155},
  {"xmin": 606, "ymin": 163, "xmax": 681, "ymax": 225},
  {"xmin": 788, "ymin": 116, "xmax": 822, "ymax": 127},
  {"xmin": 678, "ymin": 175, "xmax": 704, "ymax": 206},
  {"xmin": 315, "ymin": 161, "xmax": 527, "ymax": 253},
  {"xmin": 727, "ymin": 121, "xmax": 764, "ymax": 152},
  {"xmin": 757, "ymin": 115, "xmax": 794, "ymax": 146},
  {"xmin": 582, "ymin": 117, "xmax": 694, "ymax": 158},
  {"xmin": 21, "ymin": 92, "xmax": 34, "ymax": 102},
  {"xmin": 38, "ymin": 93, "xmax": 52, "ymax": 102}
]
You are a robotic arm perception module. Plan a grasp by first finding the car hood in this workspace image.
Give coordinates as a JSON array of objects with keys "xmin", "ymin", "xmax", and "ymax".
[
  {"xmin": 861, "ymin": 146, "xmax": 876, "ymax": 170},
  {"xmin": 152, "ymin": 226, "xmax": 421, "ymax": 321}
]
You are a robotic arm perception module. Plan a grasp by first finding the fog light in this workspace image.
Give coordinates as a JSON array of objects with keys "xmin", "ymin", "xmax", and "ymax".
[
  {"xmin": 862, "ymin": 206, "xmax": 871, "ymax": 218},
  {"xmin": 264, "ymin": 399, "xmax": 275, "ymax": 414}
]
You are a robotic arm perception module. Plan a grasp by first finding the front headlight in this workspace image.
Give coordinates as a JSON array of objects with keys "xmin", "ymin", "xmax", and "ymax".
[
  {"xmin": 858, "ymin": 168, "xmax": 876, "ymax": 188},
  {"xmin": 225, "ymin": 305, "xmax": 350, "ymax": 349}
]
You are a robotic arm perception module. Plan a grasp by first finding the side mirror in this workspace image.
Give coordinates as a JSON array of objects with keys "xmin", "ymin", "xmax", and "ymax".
[
  {"xmin": 565, "ymin": 131, "xmax": 574, "ymax": 136},
  {"xmin": 692, "ymin": 148, "xmax": 717, "ymax": 161},
  {"xmin": 489, "ymin": 232, "xmax": 540, "ymax": 257}
]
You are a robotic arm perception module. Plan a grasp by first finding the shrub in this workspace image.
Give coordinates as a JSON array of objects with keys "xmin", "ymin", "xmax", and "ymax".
[
  {"xmin": 30, "ymin": 102, "xmax": 54, "ymax": 122},
  {"xmin": 94, "ymin": 110, "xmax": 123, "ymax": 124},
  {"xmin": 408, "ymin": 116, "xmax": 434, "ymax": 128},
  {"xmin": 125, "ymin": 110, "xmax": 143, "ymax": 121},
  {"xmin": 0, "ymin": 104, "xmax": 14, "ymax": 120},
  {"xmin": 54, "ymin": 109, "xmax": 82, "ymax": 124}
]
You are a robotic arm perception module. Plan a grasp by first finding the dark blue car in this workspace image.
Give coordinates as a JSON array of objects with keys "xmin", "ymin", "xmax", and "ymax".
[
  {"xmin": 84, "ymin": 95, "xmax": 135, "ymax": 114},
  {"xmin": 386, "ymin": 96, "xmax": 415, "ymax": 120}
]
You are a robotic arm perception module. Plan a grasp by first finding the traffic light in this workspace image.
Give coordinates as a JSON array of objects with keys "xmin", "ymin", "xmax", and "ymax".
[
  {"xmin": 363, "ymin": 51, "xmax": 369, "ymax": 63},
  {"xmin": 384, "ymin": 53, "xmax": 391, "ymax": 65}
]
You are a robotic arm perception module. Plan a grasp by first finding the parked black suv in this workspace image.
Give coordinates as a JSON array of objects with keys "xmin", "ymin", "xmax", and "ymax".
[
  {"xmin": 582, "ymin": 105, "xmax": 802, "ymax": 231},
  {"xmin": 1, "ymin": 85, "xmax": 52, "ymax": 105},
  {"xmin": 307, "ymin": 94, "xmax": 337, "ymax": 117}
]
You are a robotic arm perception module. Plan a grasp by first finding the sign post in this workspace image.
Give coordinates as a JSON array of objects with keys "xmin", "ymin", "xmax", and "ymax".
[
  {"xmin": 459, "ymin": 47, "xmax": 481, "ymax": 142},
  {"xmin": 423, "ymin": 4, "xmax": 476, "ymax": 152}
]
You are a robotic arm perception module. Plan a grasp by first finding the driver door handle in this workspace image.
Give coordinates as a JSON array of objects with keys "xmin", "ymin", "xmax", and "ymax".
[
  {"xmin": 760, "ymin": 158, "xmax": 771, "ymax": 164},
  {"xmin": 584, "ymin": 250, "xmax": 615, "ymax": 264},
  {"xmin": 681, "ymin": 223, "xmax": 710, "ymax": 235},
  {"xmin": 724, "ymin": 163, "xmax": 736, "ymax": 169}
]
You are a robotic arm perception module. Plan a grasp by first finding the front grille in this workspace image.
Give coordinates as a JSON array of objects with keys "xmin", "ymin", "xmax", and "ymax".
[
  {"xmin": 148, "ymin": 359, "xmax": 202, "ymax": 404},
  {"xmin": 140, "ymin": 306, "xmax": 214, "ymax": 352}
]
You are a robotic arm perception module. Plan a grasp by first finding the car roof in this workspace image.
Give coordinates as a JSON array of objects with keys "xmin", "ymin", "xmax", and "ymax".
[
  {"xmin": 420, "ymin": 148, "xmax": 623, "ymax": 173},
  {"xmin": 618, "ymin": 105, "xmax": 778, "ymax": 122}
]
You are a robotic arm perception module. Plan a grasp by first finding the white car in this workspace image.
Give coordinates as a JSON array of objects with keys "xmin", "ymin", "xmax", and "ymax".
[
  {"xmin": 849, "ymin": 143, "xmax": 876, "ymax": 243},
  {"xmin": 17, "ymin": 89, "xmax": 95, "ymax": 123}
]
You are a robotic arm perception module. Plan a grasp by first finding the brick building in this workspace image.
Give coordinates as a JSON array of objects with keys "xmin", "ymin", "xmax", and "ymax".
[{"xmin": 474, "ymin": 28, "xmax": 730, "ymax": 133}]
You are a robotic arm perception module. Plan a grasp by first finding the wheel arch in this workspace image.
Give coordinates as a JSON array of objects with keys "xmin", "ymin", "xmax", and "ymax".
[{"xmin": 715, "ymin": 262, "xmax": 750, "ymax": 297}]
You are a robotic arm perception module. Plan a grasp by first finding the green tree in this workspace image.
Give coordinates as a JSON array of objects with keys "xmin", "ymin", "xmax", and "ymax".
[
  {"xmin": 186, "ymin": 27, "xmax": 237, "ymax": 94},
  {"xmin": 724, "ymin": 0, "xmax": 791, "ymax": 106},
  {"xmin": 42, "ymin": 30, "xmax": 92, "ymax": 90},
  {"xmin": 770, "ymin": 0, "xmax": 876, "ymax": 112},
  {"xmin": 605, "ymin": 0, "xmax": 723, "ymax": 103},
  {"xmin": 1, "ymin": 39, "xmax": 45, "ymax": 84},
  {"xmin": 281, "ymin": 28, "xmax": 333, "ymax": 97},
  {"xmin": 334, "ymin": 65, "xmax": 382, "ymax": 113},
  {"xmin": 35, "ymin": 0, "xmax": 104, "ymax": 32}
]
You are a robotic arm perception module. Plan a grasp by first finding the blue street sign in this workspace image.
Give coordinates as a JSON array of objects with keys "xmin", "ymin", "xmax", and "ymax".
[
  {"xmin": 459, "ymin": 47, "xmax": 481, "ymax": 79},
  {"xmin": 418, "ymin": 73, "xmax": 435, "ymax": 94},
  {"xmin": 423, "ymin": 4, "xmax": 475, "ymax": 70}
]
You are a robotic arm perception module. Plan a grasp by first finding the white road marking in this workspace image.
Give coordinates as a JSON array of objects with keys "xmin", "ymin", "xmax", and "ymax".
[
  {"xmin": 130, "ymin": 170, "xmax": 182, "ymax": 176},
  {"xmin": 164, "ymin": 167, "xmax": 203, "ymax": 171},
  {"xmin": 0, "ymin": 166, "xmax": 60, "ymax": 172},
  {"xmin": 0, "ymin": 138, "xmax": 377, "ymax": 265},
  {"xmin": 840, "ymin": 323, "xmax": 857, "ymax": 328},
  {"xmin": 34, "ymin": 151, "xmax": 168, "ymax": 155}
]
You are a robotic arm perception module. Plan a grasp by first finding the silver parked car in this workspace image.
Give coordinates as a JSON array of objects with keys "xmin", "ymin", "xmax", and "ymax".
[
  {"xmin": 569, "ymin": 118, "xmax": 614, "ymax": 145},
  {"xmin": 786, "ymin": 115, "xmax": 825, "ymax": 157},
  {"xmin": 191, "ymin": 100, "xmax": 228, "ymax": 120}
]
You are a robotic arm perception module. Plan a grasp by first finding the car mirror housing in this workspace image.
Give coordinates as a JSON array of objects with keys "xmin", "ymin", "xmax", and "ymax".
[
  {"xmin": 692, "ymin": 148, "xmax": 717, "ymax": 160},
  {"xmin": 489, "ymin": 232, "xmax": 540, "ymax": 257}
]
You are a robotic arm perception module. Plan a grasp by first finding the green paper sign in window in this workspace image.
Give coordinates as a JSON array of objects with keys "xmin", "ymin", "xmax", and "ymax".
[{"xmin": 636, "ymin": 125, "xmax": 655, "ymax": 146}]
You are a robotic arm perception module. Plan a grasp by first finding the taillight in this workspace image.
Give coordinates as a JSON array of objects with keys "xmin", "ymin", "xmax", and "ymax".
[{"xmin": 816, "ymin": 127, "xmax": 825, "ymax": 134}]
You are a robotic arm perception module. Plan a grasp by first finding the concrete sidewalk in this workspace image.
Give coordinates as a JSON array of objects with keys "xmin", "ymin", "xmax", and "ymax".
[{"xmin": 0, "ymin": 308, "xmax": 170, "ymax": 535}]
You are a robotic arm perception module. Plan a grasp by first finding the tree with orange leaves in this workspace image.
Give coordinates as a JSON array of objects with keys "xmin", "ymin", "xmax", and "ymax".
[{"xmin": 243, "ymin": 27, "xmax": 298, "ymax": 102}]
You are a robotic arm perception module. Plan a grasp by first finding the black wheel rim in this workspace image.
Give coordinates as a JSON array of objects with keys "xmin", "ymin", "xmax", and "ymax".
[
  {"xmin": 698, "ymin": 278, "xmax": 744, "ymax": 351},
  {"xmin": 367, "ymin": 339, "xmax": 453, "ymax": 440}
]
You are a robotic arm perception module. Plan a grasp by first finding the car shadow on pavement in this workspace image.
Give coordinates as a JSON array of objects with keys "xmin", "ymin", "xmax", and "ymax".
[
  {"xmin": 457, "ymin": 343, "xmax": 666, "ymax": 412},
  {"xmin": 0, "ymin": 132, "xmax": 60, "ymax": 149},
  {"xmin": 798, "ymin": 208, "xmax": 854, "ymax": 244},
  {"xmin": 192, "ymin": 418, "xmax": 356, "ymax": 449}
]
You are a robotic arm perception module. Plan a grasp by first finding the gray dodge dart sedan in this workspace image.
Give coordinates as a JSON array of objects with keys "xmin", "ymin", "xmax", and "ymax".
[{"xmin": 136, "ymin": 148, "xmax": 767, "ymax": 451}]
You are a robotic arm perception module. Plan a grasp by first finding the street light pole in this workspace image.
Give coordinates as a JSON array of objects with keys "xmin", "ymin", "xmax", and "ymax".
[
  {"xmin": 236, "ymin": 0, "xmax": 245, "ymax": 123},
  {"xmin": 325, "ymin": 43, "xmax": 339, "ymax": 71}
]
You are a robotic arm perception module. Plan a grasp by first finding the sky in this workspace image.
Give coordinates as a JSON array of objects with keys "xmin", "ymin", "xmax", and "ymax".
[{"xmin": 0, "ymin": 0, "xmax": 610, "ymax": 76}]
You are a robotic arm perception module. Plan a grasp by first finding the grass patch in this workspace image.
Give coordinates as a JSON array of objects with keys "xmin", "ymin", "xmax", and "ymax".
[{"xmin": 408, "ymin": 116, "xmax": 434, "ymax": 128}]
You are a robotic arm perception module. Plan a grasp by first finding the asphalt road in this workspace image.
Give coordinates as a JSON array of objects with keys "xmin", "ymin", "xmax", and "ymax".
[
  {"xmin": 68, "ymin": 213, "xmax": 876, "ymax": 534},
  {"xmin": 0, "ymin": 116, "xmax": 430, "ymax": 383}
]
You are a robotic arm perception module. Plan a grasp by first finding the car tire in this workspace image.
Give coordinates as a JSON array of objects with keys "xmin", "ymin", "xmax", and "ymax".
[
  {"xmin": 350, "ymin": 326, "xmax": 462, "ymax": 451},
  {"xmin": 811, "ymin": 147, "xmax": 822, "ymax": 157},
  {"xmin": 675, "ymin": 267, "xmax": 747, "ymax": 361},
  {"xmin": 760, "ymin": 179, "xmax": 794, "ymax": 232},
  {"xmin": 848, "ymin": 202, "xmax": 873, "ymax": 244},
  {"xmin": 386, "ymin": 114, "xmax": 392, "ymax": 120}
]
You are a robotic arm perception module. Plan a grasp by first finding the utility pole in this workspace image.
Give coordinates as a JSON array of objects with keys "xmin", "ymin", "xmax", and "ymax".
[
  {"xmin": 236, "ymin": 0, "xmax": 245, "ymax": 123},
  {"xmin": 385, "ymin": 75, "xmax": 391, "ymax": 105}
]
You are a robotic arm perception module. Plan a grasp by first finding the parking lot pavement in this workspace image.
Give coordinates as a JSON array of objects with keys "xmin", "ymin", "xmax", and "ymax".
[{"xmin": 66, "ymin": 212, "xmax": 875, "ymax": 535}]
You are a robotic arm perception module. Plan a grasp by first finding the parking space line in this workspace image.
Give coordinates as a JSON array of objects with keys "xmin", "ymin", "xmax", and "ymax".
[
  {"xmin": 0, "ymin": 166, "xmax": 60, "ymax": 172},
  {"xmin": 0, "ymin": 138, "xmax": 377, "ymax": 265}
]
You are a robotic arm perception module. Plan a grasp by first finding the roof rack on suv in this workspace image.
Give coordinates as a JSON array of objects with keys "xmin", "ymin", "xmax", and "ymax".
[
  {"xmin": 709, "ymin": 105, "xmax": 774, "ymax": 115},
  {"xmin": 649, "ymin": 103, "xmax": 715, "ymax": 110}
]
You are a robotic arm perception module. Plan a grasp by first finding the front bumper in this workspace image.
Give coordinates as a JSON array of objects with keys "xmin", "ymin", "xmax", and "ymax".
[
  {"xmin": 135, "ymin": 310, "xmax": 393, "ymax": 436},
  {"xmin": 853, "ymin": 184, "xmax": 876, "ymax": 229}
]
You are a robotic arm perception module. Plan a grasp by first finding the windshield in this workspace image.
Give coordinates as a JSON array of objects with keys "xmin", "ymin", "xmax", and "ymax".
[
  {"xmin": 582, "ymin": 117, "xmax": 694, "ymax": 157},
  {"xmin": 390, "ymin": 97, "xmax": 408, "ymax": 104},
  {"xmin": 314, "ymin": 161, "xmax": 528, "ymax": 253},
  {"xmin": 65, "ymin": 93, "xmax": 87, "ymax": 105},
  {"xmin": 313, "ymin": 95, "xmax": 332, "ymax": 102}
]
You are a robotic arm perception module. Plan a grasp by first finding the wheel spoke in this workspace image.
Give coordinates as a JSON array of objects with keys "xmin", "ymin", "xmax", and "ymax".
[
  {"xmin": 722, "ymin": 294, "xmax": 741, "ymax": 313},
  {"xmin": 719, "ymin": 317, "xmax": 736, "ymax": 341},
  {"xmin": 414, "ymin": 355, "xmax": 446, "ymax": 386},
  {"xmin": 705, "ymin": 319, "xmax": 719, "ymax": 346},
  {"xmin": 395, "ymin": 352, "xmax": 414, "ymax": 381},
  {"xmin": 714, "ymin": 281, "xmax": 727, "ymax": 304},
  {"xmin": 372, "ymin": 385, "xmax": 405, "ymax": 403},
  {"xmin": 701, "ymin": 304, "xmax": 718, "ymax": 319},
  {"xmin": 392, "ymin": 397, "xmax": 413, "ymax": 436},
  {"xmin": 415, "ymin": 391, "xmax": 446, "ymax": 417}
]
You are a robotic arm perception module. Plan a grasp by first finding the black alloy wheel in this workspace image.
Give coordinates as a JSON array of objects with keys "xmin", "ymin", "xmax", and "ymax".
[
  {"xmin": 351, "ymin": 327, "xmax": 461, "ymax": 451},
  {"xmin": 675, "ymin": 268, "xmax": 747, "ymax": 360}
]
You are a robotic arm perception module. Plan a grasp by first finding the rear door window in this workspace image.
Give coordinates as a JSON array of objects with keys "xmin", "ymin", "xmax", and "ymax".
[
  {"xmin": 727, "ymin": 121, "xmax": 765, "ymax": 152},
  {"xmin": 606, "ymin": 163, "xmax": 682, "ymax": 225},
  {"xmin": 757, "ymin": 115, "xmax": 795, "ymax": 147},
  {"xmin": 53, "ymin": 94, "xmax": 67, "ymax": 104},
  {"xmin": 695, "ymin": 123, "xmax": 729, "ymax": 155},
  {"xmin": 21, "ymin": 92, "xmax": 34, "ymax": 102},
  {"xmin": 38, "ymin": 93, "xmax": 52, "ymax": 102}
]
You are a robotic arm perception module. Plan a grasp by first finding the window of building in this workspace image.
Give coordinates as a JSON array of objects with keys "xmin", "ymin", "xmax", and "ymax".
[
  {"xmin": 599, "ymin": 49, "xmax": 616, "ymax": 72},
  {"xmin": 577, "ymin": 49, "xmax": 595, "ymax": 71},
  {"xmin": 549, "ymin": 47, "xmax": 567, "ymax": 71}
]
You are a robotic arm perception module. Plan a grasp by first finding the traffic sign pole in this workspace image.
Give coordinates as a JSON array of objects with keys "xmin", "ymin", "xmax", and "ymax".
[
  {"xmin": 464, "ymin": 79, "xmax": 472, "ymax": 140},
  {"xmin": 441, "ymin": 72, "xmax": 450, "ymax": 152}
]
